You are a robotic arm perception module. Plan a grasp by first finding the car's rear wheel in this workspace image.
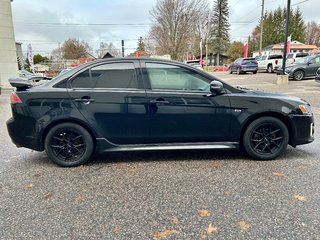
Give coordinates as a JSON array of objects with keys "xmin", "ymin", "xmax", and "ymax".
[
  {"xmin": 237, "ymin": 68, "xmax": 241, "ymax": 75},
  {"xmin": 45, "ymin": 123, "xmax": 94, "ymax": 167},
  {"xmin": 253, "ymin": 71, "xmax": 257, "ymax": 74},
  {"xmin": 229, "ymin": 68, "xmax": 233, "ymax": 74},
  {"xmin": 243, "ymin": 117, "xmax": 288, "ymax": 160},
  {"xmin": 293, "ymin": 70, "xmax": 304, "ymax": 81},
  {"xmin": 267, "ymin": 64, "xmax": 273, "ymax": 73}
]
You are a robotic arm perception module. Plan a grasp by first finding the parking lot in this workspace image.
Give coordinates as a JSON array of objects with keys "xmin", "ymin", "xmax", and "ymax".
[{"xmin": 0, "ymin": 72, "xmax": 320, "ymax": 239}]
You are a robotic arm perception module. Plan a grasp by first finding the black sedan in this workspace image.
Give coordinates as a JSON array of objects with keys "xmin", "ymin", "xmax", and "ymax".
[
  {"xmin": 284, "ymin": 54, "xmax": 320, "ymax": 80},
  {"xmin": 229, "ymin": 58, "xmax": 258, "ymax": 74},
  {"xmin": 7, "ymin": 58, "xmax": 314, "ymax": 167},
  {"xmin": 315, "ymin": 67, "xmax": 320, "ymax": 83}
]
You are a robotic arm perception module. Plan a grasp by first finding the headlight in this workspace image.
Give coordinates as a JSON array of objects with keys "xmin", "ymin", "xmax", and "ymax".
[{"xmin": 298, "ymin": 104, "xmax": 312, "ymax": 115}]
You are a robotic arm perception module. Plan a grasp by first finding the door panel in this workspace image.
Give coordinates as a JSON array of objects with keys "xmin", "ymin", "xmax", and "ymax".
[
  {"xmin": 67, "ymin": 60, "xmax": 150, "ymax": 145},
  {"xmin": 142, "ymin": 61, "xmax": 232, "ymax": 143}
]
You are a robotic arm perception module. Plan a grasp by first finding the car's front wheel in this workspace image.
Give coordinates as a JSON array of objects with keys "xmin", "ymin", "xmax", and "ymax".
[
  {"xmin": 293, "ymin": 70, "xmax": 304, "ymax": 81},
  {"xmin": 45, "ymin": 123, "xmax": 94, "ymax": 167},
  {"xmin": 243, "ymin": 117, "xmax": 289, "ymax": 160}
]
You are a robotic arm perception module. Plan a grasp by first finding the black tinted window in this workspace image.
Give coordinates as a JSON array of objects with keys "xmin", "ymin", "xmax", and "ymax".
[
  {"xmin": 91, "ymin": 63, "xmax": 138, "ymax": 89},
  {"xmin": 296, "ymin": 53, "xmax": 308, "ymax": 58},
  {"xmin": 71, "ymin": 70, "xmax": 93, "ymax": 88},
  {"xmin": 269, "ymin": 55, "xmax": 282, "ymax": 59}
]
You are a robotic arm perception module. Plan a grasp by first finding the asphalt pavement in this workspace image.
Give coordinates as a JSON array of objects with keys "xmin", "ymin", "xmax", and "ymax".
[{"xmin": 0, "ymin": 73, "xmax": 319, "ymax": 239}]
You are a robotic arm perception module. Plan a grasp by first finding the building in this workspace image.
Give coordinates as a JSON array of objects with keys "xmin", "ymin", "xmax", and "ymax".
[
  {"xmin": 252, "ymin": 41, "xmax": 318, "ymax": 57},
  {"xmin": 0, "ymin": 0, "xmax": 19, "ymax": 89},
  {"xmin": 16, "ymin": 42, "xmax": 24, "ymax": 69}
]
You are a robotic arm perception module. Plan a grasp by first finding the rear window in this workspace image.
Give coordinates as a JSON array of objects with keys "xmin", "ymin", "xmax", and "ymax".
[
  {"xmin": 243, "ymin": 58, "xmax": 256, "ymax": 63},
  {"xmin": 296, "ymin": 53, "xmax": 308, "ymax": 58},
  {"xmin": 269, "ymin": 55, "xmax": 283, "ymax": 60}
]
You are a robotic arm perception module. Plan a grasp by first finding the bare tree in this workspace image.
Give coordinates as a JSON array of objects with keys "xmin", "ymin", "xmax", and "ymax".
[
  {"xmin": 149, "ymin": 0, "xmax": 208, "ymax": 60},
  {"xmin": 60, "ymin": 38, "xmax": 91, "ymax": 59},
  {"xmin": 305, "ymin": 21, "xmax": 320, "ymax": 46}
]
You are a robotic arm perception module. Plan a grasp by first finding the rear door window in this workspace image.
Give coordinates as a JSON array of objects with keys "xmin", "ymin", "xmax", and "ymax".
[
  {"xmin": 91, "ymin": 63, "xmax": 138, "ymax": 89},
  {"xmin": 71, "ymin": 69, "xmax": 93, "ymax": 88}
]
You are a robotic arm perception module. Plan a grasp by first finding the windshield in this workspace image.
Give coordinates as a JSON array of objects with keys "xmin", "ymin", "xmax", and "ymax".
[
  {"xmin": 296, "ymin": 56, "xmax": 312, "ymax": 64},
  {"xmin": 287, "ymin": 54, "xmax": 294, "ymax": 59}
]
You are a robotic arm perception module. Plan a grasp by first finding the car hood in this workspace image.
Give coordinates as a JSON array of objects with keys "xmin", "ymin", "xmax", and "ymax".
[
  {"xmin": 238, "ymin": 88, "xmax": 308, "ymax": 105},
  {"xmin": 286, "ymin": 63, "xmax": 306, "ymax": 68}
]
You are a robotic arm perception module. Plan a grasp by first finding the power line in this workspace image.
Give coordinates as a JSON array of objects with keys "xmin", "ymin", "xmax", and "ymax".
[
  {"xmin": 14, "ymin": 22, "xmax": 152, "ymax": 27},
  {"xmin": 292, "ymin": 0, "xmax": 309, "ymax": 6}
]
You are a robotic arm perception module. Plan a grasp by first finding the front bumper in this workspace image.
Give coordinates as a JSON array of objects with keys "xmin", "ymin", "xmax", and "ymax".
[{"xmin": 289, "ymin": 114, "xmax": 314, "ymax": 146}]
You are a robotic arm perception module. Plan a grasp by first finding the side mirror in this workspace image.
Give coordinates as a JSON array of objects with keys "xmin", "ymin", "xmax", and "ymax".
[{"xmin": 210, "ymin": 80, "xmax": 224, "ymax": 94}]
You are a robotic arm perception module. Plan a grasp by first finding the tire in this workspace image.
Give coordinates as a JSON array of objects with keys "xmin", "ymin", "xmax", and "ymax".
[
  {"xmin": 243, "ymin": 117, "xmax": 289, "ymax": 160},
  {"xmin": 45, "ymin": 123, "xmax": 94, "ymax": 167},
  {"xmin": 253, "ymin": 71, "xmax": 257, "ymax": 74},
  {"xmin": 267, "ymin": 64, "xmax": 273, "ymax": 73},
  {"xmin": 229, "ymin": 68, "xmax": 233, "ymax": 74},
  {"xmin": 237, "ymin": 68, "xmax": 241, "ymax": 75},
  {"xmin": 293, "ymin": 70, "xmax": 304, "ymax": 81}
]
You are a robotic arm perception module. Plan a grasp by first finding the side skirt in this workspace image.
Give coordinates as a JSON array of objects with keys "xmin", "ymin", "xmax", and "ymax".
[{"xmin": 96, "ymin": 138, "xmax": 239, "ymax": 153}]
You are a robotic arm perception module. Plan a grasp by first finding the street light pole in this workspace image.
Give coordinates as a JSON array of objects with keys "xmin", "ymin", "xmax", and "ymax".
[
  {"xmin": 281, "ymin": 0, "xmax": 291, "ymax": 75},
  {"xmin": 259, "ymin": 0, "xmax": 264, "ymax": 55}
]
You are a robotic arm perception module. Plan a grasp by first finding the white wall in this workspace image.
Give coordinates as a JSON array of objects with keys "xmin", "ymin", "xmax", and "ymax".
[{"xmin": 0, "ymin": 0, "xmax": 19, "ymax": 89}]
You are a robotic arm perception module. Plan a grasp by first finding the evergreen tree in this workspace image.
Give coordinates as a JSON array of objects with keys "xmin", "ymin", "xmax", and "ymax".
[
  {"xmin": 250, "ymin": 7, "xmax": 305, "ymax": 52},
  {"xmin": 209, "ymin": 0, "xmax": 230, "ymax": 65}
]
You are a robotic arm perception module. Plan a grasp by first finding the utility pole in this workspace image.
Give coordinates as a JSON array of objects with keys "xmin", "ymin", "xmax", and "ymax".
[
  {"xmin": 281, "ymin": 0, "xmax": 291, "ymax": 75},
  {"xmin": 121, "ymin": 40, "xmax": 125, "ymax": 57},
  {"xmin": 259, "ymin": 0, "xmax": 264, "ymax": 55}
]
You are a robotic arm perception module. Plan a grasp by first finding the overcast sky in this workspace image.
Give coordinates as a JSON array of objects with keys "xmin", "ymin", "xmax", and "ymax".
[{"xmin": 11, "ymin": 0, "xmax": 319, "ymax": 57}]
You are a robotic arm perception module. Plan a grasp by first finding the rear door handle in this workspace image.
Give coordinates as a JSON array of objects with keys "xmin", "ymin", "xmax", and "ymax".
[
  {"xmin": 75, "ymin": 97, "xmax": 94, "ymax": 104},
  {"xmin": 150, "ymin": 99, "xmax": 170, "ymax": 104}
]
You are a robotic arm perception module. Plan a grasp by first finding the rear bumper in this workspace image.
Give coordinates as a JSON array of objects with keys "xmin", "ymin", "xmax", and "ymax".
[
  {"xmin": 241, "ymin": 67, "xmax": 258, "ymax": 72},
  {"xmin": 7, "ymin": 117, "xmax": 42, "ymax": 151},
  {"xmin": 289, "ymin": 114, "xmax": 314, "ymax": 146}
]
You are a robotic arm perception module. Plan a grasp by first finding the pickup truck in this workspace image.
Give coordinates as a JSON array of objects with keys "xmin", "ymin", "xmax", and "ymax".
[{"xmin": 257, "ymin": 54, "xmax": 283, "ymax": 73}]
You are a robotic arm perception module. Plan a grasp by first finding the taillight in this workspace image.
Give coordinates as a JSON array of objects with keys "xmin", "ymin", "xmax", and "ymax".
[
  {"xmin": 275, "ymin": 60, "xmax": 278, "ymax": 65},
  {"xmin": 10, "ymin": 92, "xmax": 22, "ymax": 104}
]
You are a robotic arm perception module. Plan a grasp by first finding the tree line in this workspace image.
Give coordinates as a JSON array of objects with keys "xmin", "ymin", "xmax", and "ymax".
[{"xmin": 34, "ymin": 0, "xmax": 320, "ymax": 64}]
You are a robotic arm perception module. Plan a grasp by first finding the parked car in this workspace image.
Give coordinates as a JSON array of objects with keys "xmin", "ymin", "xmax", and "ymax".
[
  {"xmin": 284, "ymin": 54, "xmax": 320, "ymax": 80},
  {"xmin": 7, "ymin": 58, "xmax": 314, "ymax": 167},
  {"xmin": 18, "ymin": 70, "xmax": 49, "ymax": 82},
  {"xmin": 315, "ymin": 67, "xmax": 320, "ymax": 83},
  {"xmin": 258, "ymin": 54, "xmax": 283, "ymax": 73},
  {"xmin": 286, "ymin": 52, "xmax": 309, "ymax": 65},
  {"xmin": 184, "ymin": 59, "xmax": 203, "ymax": 69},
  {"xmin": 229, "ymin": 58, "xmax": 258, "ymax": 74}
]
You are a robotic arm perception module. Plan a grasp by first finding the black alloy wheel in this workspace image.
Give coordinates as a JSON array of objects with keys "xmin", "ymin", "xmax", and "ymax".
[
  {"xmin": 293, "ymin": 70, "xmax": 304, "ymax": 81},
  {"xmin": 243, "ymin": 117, "xmax": 288, "ymax": 160},
  {"xmin": 45, "ymin": 123, "xmax": 94, "ymax": 167}
]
